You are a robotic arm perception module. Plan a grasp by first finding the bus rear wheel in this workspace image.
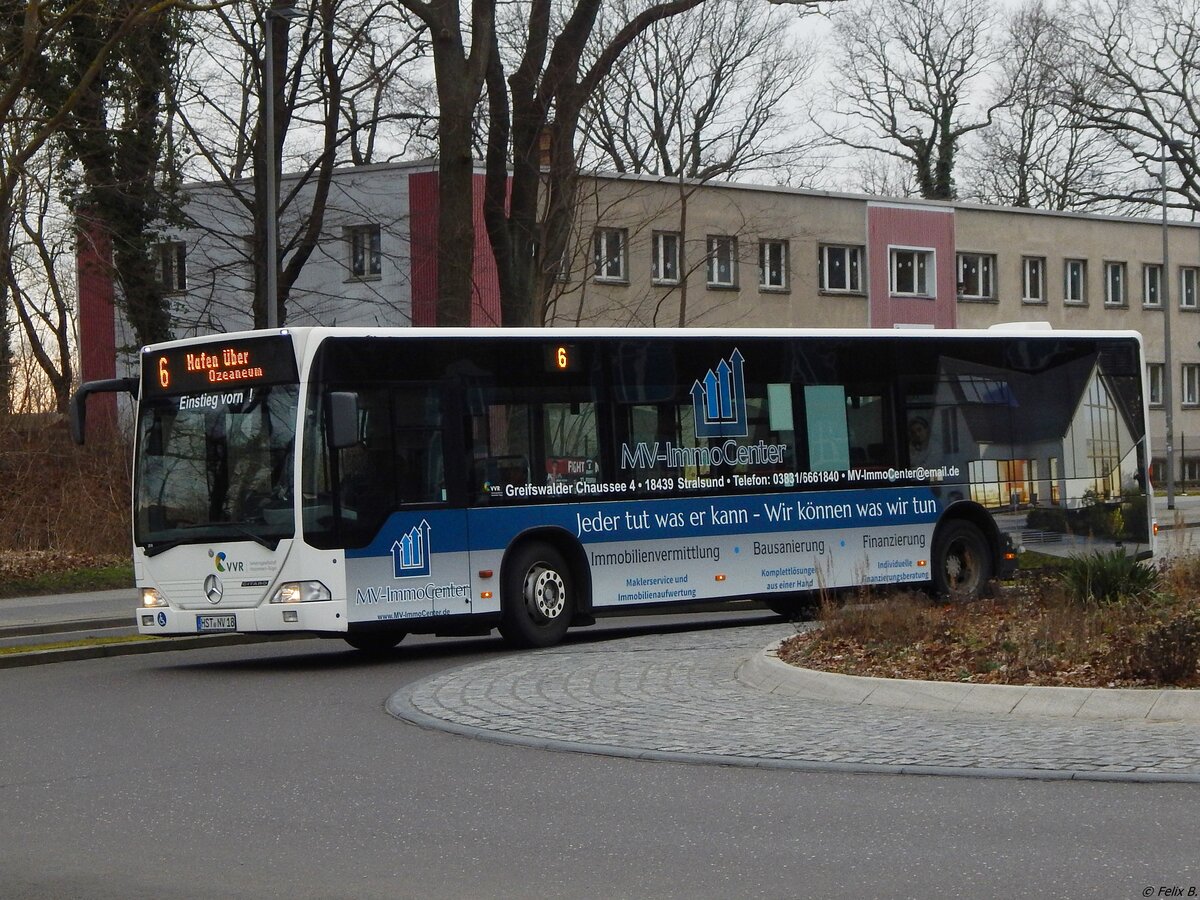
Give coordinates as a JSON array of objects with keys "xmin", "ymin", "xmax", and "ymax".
[
  {"xmin": 932, "ymin": 520, "xmax": 992, "ymax": 600},
  {"xmin": 763, "ymin": 597, "xmax": 816, "ymax": 620},
  {"xmin": 344, "ymin": 630, "xmax": 406, "ymax": 653},
  {"xmin": 499, "ymin": 542, "xmax": 574, "ymax": 649}
]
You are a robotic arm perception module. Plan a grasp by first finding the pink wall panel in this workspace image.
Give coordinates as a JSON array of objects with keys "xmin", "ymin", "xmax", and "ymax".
[
  {"xmin": 867, "ymin": 203, "xmax": 957, "ymax": 328},
  {"xmin": 75, "ymin": 218, "xmax": 119, "ymax": 428},
  {"xmin": 408, "ymin": 172, "xmax": 439, "ymax": 327},
  {"xmin": 408, "ymin": 171, "xmax": 503, "ymax": 327}
]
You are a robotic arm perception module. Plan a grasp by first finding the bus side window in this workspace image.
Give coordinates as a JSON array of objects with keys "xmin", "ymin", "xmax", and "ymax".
[
  {"xmin": 338, "ymin": 389, "xmax": 396, "ymax": 535},
  {"xmin": 391, "ymin": 387, "xmax": 445, "ymax": 504},
  {"xmin": 470, "ymin": 402, "xmax": 534, "ymax": 498}
]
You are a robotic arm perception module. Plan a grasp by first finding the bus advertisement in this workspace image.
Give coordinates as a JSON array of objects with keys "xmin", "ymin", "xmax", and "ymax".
[{"xmin": 72, "ymin": 326, "xmax": 1154, "ymax": 651}]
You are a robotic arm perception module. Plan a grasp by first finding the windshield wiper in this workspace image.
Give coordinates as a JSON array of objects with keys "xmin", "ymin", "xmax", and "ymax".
[
  {"xmin": 142, "ymin": 539, "xmax": 182, "ymax": 558},
  {"xmin": 225, "ymin": 524, "xmax": 281, "ymax": 551}
]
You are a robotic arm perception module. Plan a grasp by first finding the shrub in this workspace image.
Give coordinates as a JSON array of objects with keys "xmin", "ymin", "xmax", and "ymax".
[
  {"xmin": 1058, "ymin": 550, "xmax": 1159, "ymax": 607},
  {"xmin": 1119, "ymin": 610, "xmax": 1200, "ymax": 685},
  {"xmin": 817, "ymin": 590, "xmax": 942, "ymax": 648},
  {"xmin": 1026, "ymin": 507, "xmax": 1068, "ymax": 532},
  {"xmin": 0, "ymin": 417, "xmax": 131, "ymax": 555}
]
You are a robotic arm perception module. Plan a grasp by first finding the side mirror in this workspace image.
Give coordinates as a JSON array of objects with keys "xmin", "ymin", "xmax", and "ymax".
[
  {"xmin": 69, "ymin": 377, "xmax": 138, "ymax": 445},
  {"xmin": 328, "ymin": 391, "xmax": 361, "ymax": 449}
]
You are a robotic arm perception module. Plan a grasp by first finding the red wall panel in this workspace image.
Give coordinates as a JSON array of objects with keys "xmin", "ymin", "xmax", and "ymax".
[{"xmin": 867, "ymin": 203, "xmax": 957, "ymax": 328}]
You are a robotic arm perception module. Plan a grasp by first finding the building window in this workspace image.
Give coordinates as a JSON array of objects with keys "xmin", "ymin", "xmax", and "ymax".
[
  {"xmin": 759, "ymin": 239, "xmax": 788, "ymax": 291},
  {"xmin": 1184, "ymin": 364, "xmax": 1200, "ymax": 406},
  {"xmin": 1104, "ymin": 261, "xmax": 1127, "ymax": 306},
  {"xmin": 1064, "ymin": 258, "xmax": 1087, "ymax": 304},
  {"xmin": 1182, "ymin": 267, "xmax": 1198, "ymax": 309},
  {"xmin": 348, "ymin": 225, "xmax": 381, "ymax": 279},
  {"xmin": 1022, "ymin": 257, "xmax": 1046, "ymax": 304},
  {"xmin": 156, "ymin": 241, "xmax": 186, "ymax": 293},
  {"xmin": 652, "ymin": 232, "xmax": 680, "ymax": 284},
  {"xmin": 707, "ymin": 235, "xmax": 738, "ymax": 287},
  {"xmin": 819, "ymin": 244, "xmax": 863, "ymax": 293},
  {"xmin": 1143, "ymin": 263, "xmax": 1162, "ymax": 307},
  {"xmin": 890, "ymin": 247, "xmax": 933, "ymax": 297},
  {"xmin": 957, "ymin": 252, "xmax": 995, "ymax": 300},
  {"xmin": 594, "ymin": 228, "xmax": 627, "ymax": 282},
  {"xmin": 1148, "ymin": 363, "xmax": 1164, "ymax": 407}
]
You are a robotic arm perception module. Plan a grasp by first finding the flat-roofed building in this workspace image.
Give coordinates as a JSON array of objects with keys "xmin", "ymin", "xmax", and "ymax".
[{"xmin": 77, "ymin": 162, "xmax": 1200, "ymax": 486}]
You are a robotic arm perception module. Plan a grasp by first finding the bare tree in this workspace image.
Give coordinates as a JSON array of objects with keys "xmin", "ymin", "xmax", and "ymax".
[
  {"xmin": 487, "ymin": 0, "xmax": 735, "ymax": 330},
  {"xmin": 580, "ymin": 0, "xmax": 820, "ymax": 183},
  {"xmin": 573, "ymin": 1, "xmax": 821, "ymax": 325},
  {"xmin": 825, "ymin": 0, "xmax": 1006, "ymax": 200},
  {"xmin": 0, "ymin": 0, "xmax": 205, "ymax": 411},
  {"xmin": 45, "ymin": 5, "xmax": 185, "ymax": 348},
  {"xmin": 172, "ymin": 0, "xmax": 431, "ymax": 327},
  {"xmin": 1063, "ymin": 0, "xmax": 1200, "ymax": 215},
  {"xmin": 3, "ymin": 142, "xmax": 75, "ymax": 413},
  {"xmin": 960, "ymin": 0, "xmax": 1129, "ymax": 211},
  {"xmin": 393, "ymin": 0, "xmax": 493, "ymax": 328},
  {"xmin": 404, "ymin": 0, "xmax": 820, "ymax": 327}
]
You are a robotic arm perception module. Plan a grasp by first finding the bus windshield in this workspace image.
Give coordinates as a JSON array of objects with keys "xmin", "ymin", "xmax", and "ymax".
[{"xmin": 134, "ymin": 384, "xmax": 299, "ymax": 552}]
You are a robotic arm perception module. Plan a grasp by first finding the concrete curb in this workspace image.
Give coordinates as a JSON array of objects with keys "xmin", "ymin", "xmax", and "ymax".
[
  {"xmin": 739, "ymin": 639, "xmax": 1200, "ymax": 724},
  {"xmin": 0, "ymin": 617, "xmax": 129, "ymax": 639}
]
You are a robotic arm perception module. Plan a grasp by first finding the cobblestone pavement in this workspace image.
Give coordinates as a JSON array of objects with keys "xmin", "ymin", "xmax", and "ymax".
[{"xmin": 388, "ymin": 622, "xmax": 1200, "ymax": 783}]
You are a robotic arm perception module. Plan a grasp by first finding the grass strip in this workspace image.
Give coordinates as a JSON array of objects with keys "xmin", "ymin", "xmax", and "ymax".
[
  {"xmin": 0, "ymin": 563, "xmax": 134, "ymax": 600},
  {"xmin": 0, "ymin": 633, "xmax": 154, "ymax": 655}
]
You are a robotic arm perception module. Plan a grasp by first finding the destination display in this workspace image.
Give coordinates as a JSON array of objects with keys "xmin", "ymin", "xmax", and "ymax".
[{"xmin": 142, "ymin": 334, "xmax": 298, "ymax": 396}]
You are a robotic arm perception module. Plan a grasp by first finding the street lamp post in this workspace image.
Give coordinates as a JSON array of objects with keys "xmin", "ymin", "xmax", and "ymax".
[
  {"xmin": 262, "ymin": 2, "xmax": 302, "ymax": 330},
  {"xmin": 1161, "ymin": 139, "xmax": 1188, "ymax": 510}
]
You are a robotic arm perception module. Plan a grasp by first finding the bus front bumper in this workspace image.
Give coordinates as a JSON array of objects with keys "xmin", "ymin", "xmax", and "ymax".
[{"xmin": 134, "ymin": 601, "xmax": 348, "ymax": 636}]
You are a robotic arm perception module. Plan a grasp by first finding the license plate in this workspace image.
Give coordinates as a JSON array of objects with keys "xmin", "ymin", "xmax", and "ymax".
[{"xmin": 196, "ymin": 614, "xmax": 237, "ymax": 633}]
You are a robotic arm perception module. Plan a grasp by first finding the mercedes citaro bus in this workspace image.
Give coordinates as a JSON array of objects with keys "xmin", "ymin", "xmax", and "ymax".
[{"xmin": 72, "ymin": 325, "xmax": 1154, "ymax": 651}]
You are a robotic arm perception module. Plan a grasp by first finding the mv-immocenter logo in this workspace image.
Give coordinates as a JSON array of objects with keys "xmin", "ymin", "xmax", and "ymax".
[
  {"xmin": 691, "ymin": 348, "xmax": 747, "ymax": 438},
  {"xmin": 391, "ymin": 520, "xmax": 431, "ymax": 578}
]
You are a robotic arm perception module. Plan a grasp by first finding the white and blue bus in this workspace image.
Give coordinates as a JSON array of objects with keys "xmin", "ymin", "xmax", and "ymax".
[{"xmin": 72, "ymin": 326, "xmax": 1154, "ymax": 651}]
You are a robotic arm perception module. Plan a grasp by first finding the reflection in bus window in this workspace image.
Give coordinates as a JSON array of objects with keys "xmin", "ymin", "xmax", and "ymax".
[
  {"xmin": 470, "ymin": 390, "xmax": 600, "ymax": 498},
  {"xmin": 303, "ymin": 384, "xmax": 444, "ymax": 549},
  {"xmin": 136, "ymin": 386, "xmax": 297, "ymax": 547}
]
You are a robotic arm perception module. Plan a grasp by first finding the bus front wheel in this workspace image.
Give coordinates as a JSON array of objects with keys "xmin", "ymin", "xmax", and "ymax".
[
  {"xmin": 499, "ymin": 542, "xmax": 574, "ymax": 648},
  {"xmin": 931, "ymin": 520, "xmax": 992, "ymax": 600}
]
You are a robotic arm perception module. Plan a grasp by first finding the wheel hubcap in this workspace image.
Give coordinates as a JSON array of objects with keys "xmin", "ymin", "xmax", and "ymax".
[
  {"xmin": 946, "ymin": 541, "xmax": 977, "ymax": 591},
  {"xmin": 524, "ymin": 565, "xmax": 566, "ymax": 621}
]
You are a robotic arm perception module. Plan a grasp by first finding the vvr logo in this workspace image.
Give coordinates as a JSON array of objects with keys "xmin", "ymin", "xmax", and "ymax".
[
  {"xmin": 209, "ymin": 549, "xmax": 243, "ymax": 573},
  {"xmin": 691, "ymin": 348, "xmax": 747, "ymax": 438},
  {"xmin": 390, "ymin": 520, "xmax": 431, "ymax": 578}
]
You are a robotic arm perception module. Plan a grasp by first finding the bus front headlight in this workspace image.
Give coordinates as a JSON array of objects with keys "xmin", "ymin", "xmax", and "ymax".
[
  {"xmin": 141, "ymin": 588, "xmax": 167, "ymax": 608},
  {"xmin": 270, "ymin": 581, "xmax": 331, "ymax": 604}
]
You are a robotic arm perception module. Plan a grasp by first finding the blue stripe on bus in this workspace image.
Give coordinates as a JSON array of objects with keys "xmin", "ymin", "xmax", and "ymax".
[{"xmin": 345, "ymin": 486, "xmax": 942, "ymax": 559}]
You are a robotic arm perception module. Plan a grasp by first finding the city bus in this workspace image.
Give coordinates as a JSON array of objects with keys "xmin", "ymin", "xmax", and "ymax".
[{"xmin": 71, "ymin": 325, "xmax": 1154, "ymax": 651}]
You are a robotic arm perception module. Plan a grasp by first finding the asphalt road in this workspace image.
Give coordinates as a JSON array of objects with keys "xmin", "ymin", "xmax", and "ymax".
[{"xmin": 2, "ymin": 611, "xmax": 1198, "ymax": 899}]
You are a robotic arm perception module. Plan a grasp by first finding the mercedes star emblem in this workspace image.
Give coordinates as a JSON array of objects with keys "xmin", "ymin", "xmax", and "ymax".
[{"xmin": 204, "ymin": 574, "xmax": 224, "ymax": 605}]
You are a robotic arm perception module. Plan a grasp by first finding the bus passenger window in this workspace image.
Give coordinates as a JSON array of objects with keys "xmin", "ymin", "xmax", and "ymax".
[
  {"xmin": 803, "ymin": 385, "xmax": 850, "ymax": 471},
  {"xmin": 391, "ymin": 387, "xmax": 444, "ymax": 504}
]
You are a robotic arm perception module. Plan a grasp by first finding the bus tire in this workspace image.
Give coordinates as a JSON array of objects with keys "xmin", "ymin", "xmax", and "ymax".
[
  {"xmin": 931, "ymin": 520, "xmax": 992, "ymax": 600},
  {"xmin": 763, "ymin": 597, "xmax": 815, "ymax": 620},
  {"xmin": 344, "ymin": 631, "xmax": 406, "ymax": 653},
  {"xmin": 499, "ymin": 542, "xmax": 574, "ymax": 648}
]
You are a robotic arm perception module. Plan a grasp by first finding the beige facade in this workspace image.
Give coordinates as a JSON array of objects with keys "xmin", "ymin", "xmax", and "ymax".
[{"xmin": 557, "ymin": 173, "xmax": 1200, "ymax": 484}]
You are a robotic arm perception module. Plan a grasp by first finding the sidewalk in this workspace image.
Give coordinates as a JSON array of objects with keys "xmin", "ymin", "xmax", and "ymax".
[
  {"xmin": 0, "ymin": 588, "xmax": 133, "ymax": 633},
  {"xmin": 0, "ymin": 587, "xmax": 295, "ymax": 666},
  {"xmin": 388, "ymin": 622, "xmax": 1200, "ymax": 783}
]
